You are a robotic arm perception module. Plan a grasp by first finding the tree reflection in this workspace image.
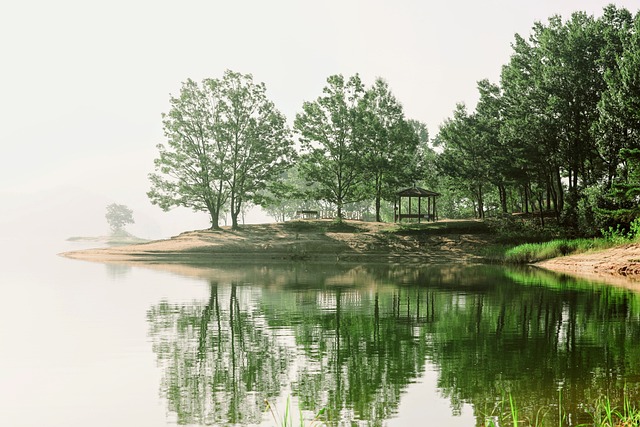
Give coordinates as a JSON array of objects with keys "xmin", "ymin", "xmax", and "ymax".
[
  {"xmin": 422, "ymin": 267, "xmax": 640, "ymax": 426},
  {"xmin": 146, "ymin": 263, "xmax": 640, "ymax": 426},
  {"xmin": 147, "ymin": 282, "xmax": 291, "ymax": 425}
]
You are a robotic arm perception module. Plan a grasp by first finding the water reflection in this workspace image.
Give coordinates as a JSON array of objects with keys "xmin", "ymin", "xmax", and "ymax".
[
  {"xmin": 147, "ymin": 264, "xmax": 640, "ymax": 426},
  {"xmin": 105, "ymin": 263, "xmax": 132, "ymax": 279}
]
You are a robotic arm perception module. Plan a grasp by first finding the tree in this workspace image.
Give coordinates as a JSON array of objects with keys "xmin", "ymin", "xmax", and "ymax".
[
  {"xmin": 592, "ymin": 5, "xmax": 635, "ymax": 187},
  {"xmin": 148, "ymin": 78, "xmax": 230, "ymax": 230},
  {"xmin": 359, "ymin": 78, "xmax": 420, "ymax": 222},
  {"xmin": 148, "ymin": 70, "xmax": 294, "ymax": 230},
  {"xmin": 294, "ymin": 74, "xmax": 366, "ymax": 220},
  {"xmin": 216, "ymin": 71, "xmax": 295, "ymax": 229},
  {"xmin": 437, "ymin": 104, "xmax": 492, "ymax": 218},
  {"xmin": 105, "ymin": 203, "xmax": 134, "ymax": 233}
]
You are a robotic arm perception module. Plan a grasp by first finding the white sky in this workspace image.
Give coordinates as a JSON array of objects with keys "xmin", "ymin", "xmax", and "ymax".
[{"xmin": 1, "ymin": 0, "xmax": 638, "ymax": 236}]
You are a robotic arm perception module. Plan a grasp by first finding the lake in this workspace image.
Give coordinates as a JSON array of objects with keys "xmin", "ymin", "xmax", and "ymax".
[{"xmin": 1, "ymin": 238, "xmax": 639, "ymax": 426}]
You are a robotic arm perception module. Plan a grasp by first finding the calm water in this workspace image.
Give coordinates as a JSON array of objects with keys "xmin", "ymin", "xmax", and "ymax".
[{"xmin": 2, "ymin": 239, "xmax": 640, "ymax": 426}]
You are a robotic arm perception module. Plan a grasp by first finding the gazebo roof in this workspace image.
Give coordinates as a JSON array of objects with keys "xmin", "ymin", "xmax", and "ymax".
[{"xmin": 396, "ymin": 186, "xmax": 440, "ymax": 197}]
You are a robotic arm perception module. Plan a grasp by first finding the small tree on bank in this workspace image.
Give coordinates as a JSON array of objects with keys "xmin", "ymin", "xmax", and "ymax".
[{"xmin": 105, "ymin": 203, "xmax": 134, "ymax": 233}]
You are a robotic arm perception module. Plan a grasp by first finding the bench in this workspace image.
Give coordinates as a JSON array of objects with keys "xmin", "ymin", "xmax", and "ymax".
[
  {"xmin": 295, "ymin": 210, "xmax": 320, "ymax": 219},
  {"xmin": 395, "ymin": 213, "xmax": 430, "ymax": 222}
]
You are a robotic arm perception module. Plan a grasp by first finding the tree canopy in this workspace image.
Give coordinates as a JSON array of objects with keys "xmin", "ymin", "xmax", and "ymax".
[
  {"xmin": 434, "ymin": 5, "xmax": 640, "ymax": 231},
  {"xmin": 148, "ymin": 70, "xmax": 294, "ymax": 229},
  {"xmin": 148, "ymin": 5, "xmax": 640, "ymax": 233}
]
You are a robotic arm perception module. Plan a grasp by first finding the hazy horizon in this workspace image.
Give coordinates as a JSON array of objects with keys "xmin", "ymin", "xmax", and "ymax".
[{"xmin": 2, "ymin": 0, "xmax": 638, "ymax": 240}]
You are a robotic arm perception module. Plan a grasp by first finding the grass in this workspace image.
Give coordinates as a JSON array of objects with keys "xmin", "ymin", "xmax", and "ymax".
[
  {"xmin": 503, "ymin": 238, "xmax": 626, "ymax": 264},
  {"xmin": 482, "ymin": 390, "xmax": 640, "ymax": 427},
  {"xmin": 265, "ymin": 397, "xmax": 325, "ymax": 427}
]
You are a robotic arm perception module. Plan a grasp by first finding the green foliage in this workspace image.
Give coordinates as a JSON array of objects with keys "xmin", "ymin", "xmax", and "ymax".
[
  {"xmin": 294, "ymin": 74, "xmax": 367, "ymax": 220},
  {"xmin": 485, "ymin": 216, "xmax": 564, "ymax": 244},
  {"xmin": 148, "ymin": 70, "xmax": 294, "ymax": 230},
  {"xmin": 505, "ymin": 239, "xmax": 603, "ymax": 264},
  {"xmin": 358, "ymin": 79, "xmax": 422, "ymax": 221},
  {"xmin": 105, "ymin": 203, "xmax": 134, "ymax": 232},
  {"xmin": 434, "ymin": 5, "xmax": 640, "ymax": 234},
  {"xmin": 437, "ymin": 104, "xmax": 492, "ymax": 219},
  {"xmin": 596, "ymin": 148, "xmax": 640, "ymax": 233}
]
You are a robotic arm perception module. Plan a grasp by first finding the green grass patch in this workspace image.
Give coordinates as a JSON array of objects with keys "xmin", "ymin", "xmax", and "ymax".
[{"xmin": 504, "ymin": 238, "xmax": 622, "ymax": 264}]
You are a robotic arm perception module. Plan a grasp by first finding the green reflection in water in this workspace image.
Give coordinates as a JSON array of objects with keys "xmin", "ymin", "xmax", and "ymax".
[{"xmin": 147, "ymin": 263, "xmax": 640, "ymax": 426}]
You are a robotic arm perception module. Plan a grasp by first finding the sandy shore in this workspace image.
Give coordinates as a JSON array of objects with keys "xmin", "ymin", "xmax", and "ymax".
[
  {"xmin": 536, "ymin": 243, "xmax": 640, "ymax": 289},
  {"xmin": 60, "ymin": 219, "xmax": 640, "ymax": 290},
  {"xmin": 60, "ymin": 220, "xmax": 494, "ymax": 265}
]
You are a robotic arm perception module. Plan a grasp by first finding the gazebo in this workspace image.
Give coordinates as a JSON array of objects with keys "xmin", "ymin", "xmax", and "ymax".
[{"xmin": 394, "ymin": 186, "xmax": 440, "ymax": 223}]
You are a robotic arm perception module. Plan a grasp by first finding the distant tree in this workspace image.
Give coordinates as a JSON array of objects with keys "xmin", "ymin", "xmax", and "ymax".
[
  {"xmin": 105, "ymin": 203, "xmax": 134, "ymax": 233},
  {"xmin": 294, "ymin": 74, "xmax": 367, "ymax": 220},
  {"xmin": 148, "ymin": 70, "xmax": 294, "ymax": 230}
]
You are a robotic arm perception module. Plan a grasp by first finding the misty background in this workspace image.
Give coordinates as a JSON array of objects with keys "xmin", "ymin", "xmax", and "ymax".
[{"xmin": 2, "ymin": 0, "xmax": 637, "ymax": 245}]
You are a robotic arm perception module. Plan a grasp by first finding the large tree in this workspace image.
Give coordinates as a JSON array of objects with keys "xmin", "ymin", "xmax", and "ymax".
[
  {"xmin": 294, "ymin": 74, "xmax": 366, "ymax": 219},
  {"xmin": 437, "ymin": 104, "xmax": 492, "ymax": 219},
  {"xmin": 359, "ymin": 78, "xmax": 420, "ymax": 222},
  {"xmin": 148, "ymin": 71, "xmax": 293, "ymax": 229},
  {"xmin": 215, "ymin": 71, "xmax": 295, "ymax": 229}
]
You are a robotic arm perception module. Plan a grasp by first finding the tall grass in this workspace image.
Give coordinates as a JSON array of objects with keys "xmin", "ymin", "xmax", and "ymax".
[
  {"xmin": 481, "ymin": 390, "xmax": 640, "ymax": 427},
  {"xmin": 504, "ymin": 238, "xmax": 625, "ymax": 264},
  {"xmin": 265, "ymin": 397, "xmax": 325, "ymax": 427},
  {"xmin": 590, "ymin": 392, "xmax": 640, "ymax": 427}
]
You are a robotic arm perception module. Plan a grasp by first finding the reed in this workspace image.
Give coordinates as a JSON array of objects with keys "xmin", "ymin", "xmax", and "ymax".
[
  {"xmin": 265, "ymin": 397, "xmax": 326, "ymax": 427},
  {"xmin": 479, "ymin": 389, "xmax": 639, "ymax": 427}
]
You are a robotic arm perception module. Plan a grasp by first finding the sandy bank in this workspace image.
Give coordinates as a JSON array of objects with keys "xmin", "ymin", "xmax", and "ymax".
[
  {"xmin": 61, "ymin": 219, "xmax": 640, "ymax": 290},
  {"xmin": 536, "ymin": 243, "xmax": 640, "ymax": 289},
  {"xmin": 60, "ymin": 220, "xmax": 494, "ymax": 265}
]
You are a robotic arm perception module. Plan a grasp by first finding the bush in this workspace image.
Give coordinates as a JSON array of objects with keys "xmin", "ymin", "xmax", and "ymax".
[{"xmin": 485, "ymin": 216, "xmax": 564, "ymax": 244}]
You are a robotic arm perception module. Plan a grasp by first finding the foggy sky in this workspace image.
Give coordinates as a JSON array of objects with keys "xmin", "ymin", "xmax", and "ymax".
[{"xmin": 1, "ymin": 0, "xmax": 637, "ymax": 238}]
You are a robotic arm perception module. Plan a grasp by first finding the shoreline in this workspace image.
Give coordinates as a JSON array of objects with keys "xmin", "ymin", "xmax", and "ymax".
[
  {"xmin": 59, "ymin": 220, "xmax": 494, "ymax": 265},
  {"xmin": 535, "ymin": 243, "xmax": 640, "ymax": 288},
  {"xmin": 60, "ymin": 220, "xmax": 640, "ymax": 289}
]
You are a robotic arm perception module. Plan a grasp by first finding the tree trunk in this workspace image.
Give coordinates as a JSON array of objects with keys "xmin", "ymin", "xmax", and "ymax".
[
  {"xmin": 231, "ymin": 212, "xmax": 239, "ymax": 230},
  {"xmin": 555, "ymin": 168, "xmax": 564, "ymax": 214},
  {"xmin": 207, "ymin": 204, "xmax": 221, "ymax": 230},
  {"xmin": 375, "ymin": 196, "xmax": 382, "ymax": 222},
  {"xmin": 477, "ymin": 184, "xmax": 484, "ymax": 219},
  {"xmin": 231, "ymin": 196, "xmax": 242, "ymax": 230},
  {"xmin": 498, "ymin": 183, "xmax": 507, "ymax": 214},
  {"xmin": 537, "ymin": 195, "xmax": 545, "ymax": 228},
  {"xmin": 229, "ymin": 191, "xmax": 239, "ymax": 230}
]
